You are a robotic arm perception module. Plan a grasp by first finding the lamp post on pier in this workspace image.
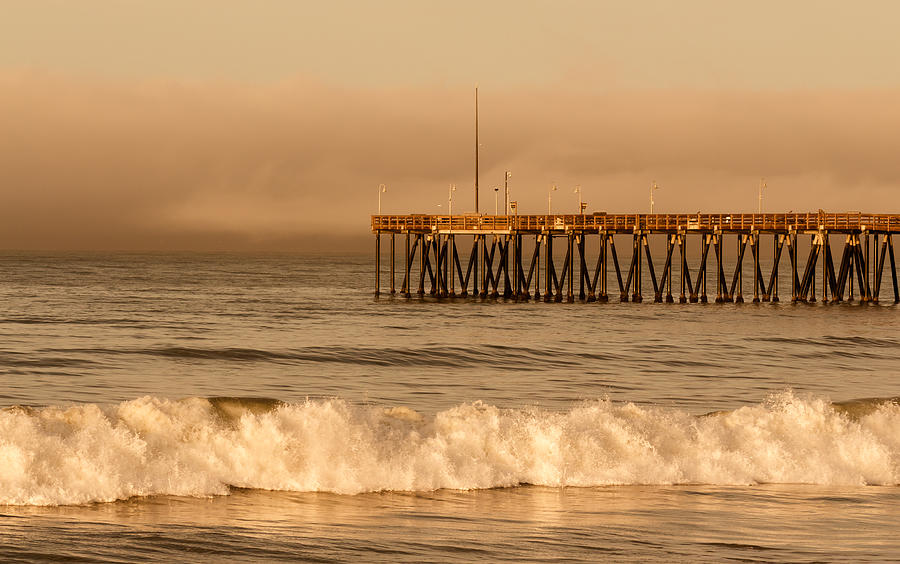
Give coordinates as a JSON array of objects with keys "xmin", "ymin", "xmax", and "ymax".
[
  {"xmin": 574, "ymin": 185, "xmax": 582, "ymax": 213},
  {"xmin": 758, "ymin": 178, "xmax": 767, "ymax": 214},
  {"xmin": 494, "ymin": 187, "xmax": 500, "ymax": 215},
  {"xmin": 377, "ymin": 183, "xmax": 386, "ymax": 214},
  {"xmin": 548, "ymin": 184, "xmax": 557, "ymax": 215},
  {"xmin": 448, "ymin": 183, "xmax": 456, "ymax": 218},
  {"xmin": 649, "ymin": 181, "xmax": 660, "ymax": 214}
]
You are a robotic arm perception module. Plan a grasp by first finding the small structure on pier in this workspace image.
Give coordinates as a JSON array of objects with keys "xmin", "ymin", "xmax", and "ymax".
[{"xmin": 372, "ymin": 212, "xmax": 900, "ymax": 304}]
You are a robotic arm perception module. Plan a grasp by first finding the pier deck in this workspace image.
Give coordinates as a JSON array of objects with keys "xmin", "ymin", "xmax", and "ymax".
[{"xmin": 371, "ymin": 212, "xmax": 900, "ymax": 304}]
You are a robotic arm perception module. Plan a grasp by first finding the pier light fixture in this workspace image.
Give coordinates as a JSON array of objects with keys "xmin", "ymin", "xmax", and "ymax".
[
  {"xmin": 548, "ymin": 184, "xmax": 558, "ymax": 215},
  {"xmin": 494, "ymin": 186, "xmax": 500, "ymax": 215},
  {"xmin": 449, "ymin": 183, "xmax": 456, "ymax": 218},
  {"xmin": 574, "ymin": 185, "xmax": 582, "ymax": 214},
  {"xmin": 377, "ymin": 183, "xmax": 387, "ymax": 214},
  {"xmin": 650, "ymin": 182, "xmax": 660, "ymax": 214},
  {"xmin": 758, "ymin": 178, "xmax": 767, "ymax": 214}
]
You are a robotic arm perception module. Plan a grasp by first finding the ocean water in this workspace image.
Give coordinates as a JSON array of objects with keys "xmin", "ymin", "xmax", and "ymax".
[{"xmin": 1, "ymin": 250, "xmax": 899, "ymax": 562}]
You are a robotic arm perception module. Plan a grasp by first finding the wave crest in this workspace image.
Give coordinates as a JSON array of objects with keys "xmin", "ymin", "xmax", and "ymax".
[{"xmin": 1, "ymin": 392, "xmax": 899, "ymax": 506}]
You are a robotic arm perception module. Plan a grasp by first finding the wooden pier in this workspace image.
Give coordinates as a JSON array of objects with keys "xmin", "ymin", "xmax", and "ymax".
[{"xmin": 371, "ymin": 212, "xmax": 900, "ymax": 304}]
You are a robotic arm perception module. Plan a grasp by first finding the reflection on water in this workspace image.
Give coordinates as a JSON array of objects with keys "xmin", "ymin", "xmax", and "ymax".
[{"xmin": 4, "ymin": 486, "xmax": 900, "ymax": 561}]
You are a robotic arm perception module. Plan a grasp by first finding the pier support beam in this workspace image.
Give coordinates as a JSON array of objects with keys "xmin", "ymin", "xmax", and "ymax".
[
  {"xmin": 665, "ymin": 234, "xmax": 675, "ymax": 303},
  {"xmin": 544, "ymin": 234, "xmax": 554, "ymax": 302},
  {"xmin": 873, "ymin": 233, "xmax": 886, "ymax": 303},
  {"xmin": 859, "ymin": 231, "xmax": 872, "ymax": 303},
  {"xmin": 822, "ymin": 232, "xmax": 830, "ymax": 302},
  {"xmin": 567, "ymin": 233, "xmax": 575, "ymax": 302},
  {"xmin": 695, "ymin": 234, "xmax": 710, "ymax": 303},
  {"xmin": 473, "ymin": 235, "xmax": 479, "ymax": 299},
  {"xmin": 848, "ymin": 236, "xmax": 856, "ymax": 301},
  {"xmin": 714, "ymin": 232, "xmax": 726, "ymax": 303},
  {"xmin": 578, "ymin": 234, "xmax": 587, "ymax": 301},
  {"xmin": 768, "ymin": 233, "xmax": 784, "ymax": 302},
  {"xmin": 889, "ymin": 234, "xmax": 899, "ymax": 303},
  {"xmin": 374, "ymin": 231, "xmax": 381, "ymax": 297},
  {"xmin": 402, "ymin": 232, "xmax": 411, "ymax": 298},
  {"xmin": 418, "ymin": 234, "xmax": 427, "ymax": 297},
  {"xmin": 788, "ymin": 232, "xmax": 799, "ymax": 302},
  {"xmin": 751, "ymin": 232, "xmax": 760, "ymax": 303},
  {"xmin": 600, "ymin": 233, "xmax": 609, "ymax": 302},
  {"xmin": 730, "ymin": 234, "xmax": 747, "ymax": 303},
  {"xmin": 652, "ymin": 234, "xmax": 675, "ymax": 303},
  {"xmin": 626, "ymin": 232, "xmax": 643, "ymax": 302},
  {"xmin": 448, "ymin": 235, "xmax": 456, "ymax": 297},
  {"xmin": 678, "ymin": 233, "xmax": 689, "ymax": 303},
  {"xmin": 390, "ymin": 233, "xmax": 395, "ymax": 295},
  {"xmin": 853, "ymin": 234, "xmax": 868, "ymax": 302},
  {"xmin": 512, "ymin": 233, "xmax": 519, "ymax": 300}
]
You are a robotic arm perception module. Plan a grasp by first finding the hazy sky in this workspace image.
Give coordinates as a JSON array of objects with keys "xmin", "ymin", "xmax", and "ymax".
[{"xmin": 2, "ymin": 1, "xmax": 900, "ymax": 250}]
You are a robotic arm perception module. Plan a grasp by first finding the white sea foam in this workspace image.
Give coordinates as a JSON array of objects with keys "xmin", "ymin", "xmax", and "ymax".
[{"xmin": 1, "ymin": 392, "xmax": 898, "ymax": 506}]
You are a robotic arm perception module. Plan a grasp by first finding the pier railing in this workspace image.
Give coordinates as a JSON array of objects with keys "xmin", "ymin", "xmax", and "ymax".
[{"xmin": 372, "ymin": 212, "xmax": 900, "ymax": 234}]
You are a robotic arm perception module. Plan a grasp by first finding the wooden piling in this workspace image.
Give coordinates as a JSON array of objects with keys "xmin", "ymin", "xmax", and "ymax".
[
  {"xmin": 402, "ymin": 232, "xmax": 411, "ymax": 297},
  {"xmin": 374, "ymin": 231, "xmax": 381, "ymax": 297},
  {"xmin": 533, "ymin": 235, "xmax": 541, "ymax": 299},
  {"xmin": 600, "ymin": 233, "xmax": 609, "ymax": 302},
  {"xmin": 679, "ymin": 233, "xmax": 688, "ymax": 303},
  {"xmin": 752, "ymin": 233, "xmax": 760, "ymax": 303},
  {"xmin": 889, "ymin": 234, "xmax": 899, "ymax": 303},
  {"xmin": 544, "ymin": 234, "xmax": 553, "ymax": 302},
  {"xmin": 664, "ymin": 234, "xmax": 674, "ymax": 303},
  {"xmin": 512, "ymin": 233, "xmax": 519, "ymax": 299},
  {"xmin": 567, "ymin": 233, "xmax": 575, "ymax": 303},
  {"xmin": 389, "ymin": 233, "xmax": 395, "ymax": 295},
  {"xmin": 769, "ymin": 234, "xmax": 784, "ymax": 302},
  {"xmin": 418, "ymin": 234, "xmax": 426, "ymax": 297},
  {"xmin": 861, "ymin": 234, "xmax": 870, "ymax": 300},
  {"xmin": 873, "ymin": 234, "xmax": 885, "ymax": 303},
  {"xmin": 733, "ymin": 234, "xmax": 745, "ymax": 303},
  {"xmin": 698, "ymin": 234, "xmax": 710, "ymax": 303},
  {"xmin": 643, "ymin": 234, "xmax": 659, "ymax": 302},
  {"xmin": 629, "ymin": 232, "xmax": 642, "ymax": 302}
]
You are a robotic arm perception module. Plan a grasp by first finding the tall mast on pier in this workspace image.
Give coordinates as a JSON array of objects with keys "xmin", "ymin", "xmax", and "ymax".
[{"xmin": 474, "ymin": 86, "xmax": 479, "ymax": 214}]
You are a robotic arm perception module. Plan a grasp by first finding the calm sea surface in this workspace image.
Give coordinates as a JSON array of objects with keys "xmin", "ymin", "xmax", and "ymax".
[{"xmin": 1, "ymin": 251, "xmax": 899, "ymax": 562}]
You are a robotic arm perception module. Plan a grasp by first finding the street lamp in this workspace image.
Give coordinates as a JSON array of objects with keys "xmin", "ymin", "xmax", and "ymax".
[
  {"xmin": 377, "ymin": 183, "xmax": 387, "ymax": 214},
  {"xmin": 494, "ymin": 186, "xmax": 500, "ymax": 215},
  {"xmin": 649, "ymin": 181, "xmax": 660, "ymax": 214},
  {"xmin": 449, "ymin": 183, "xmax": 456, "ymax": 217},
  {"xmin": 758, "ymin": 178, "xmax": 767, "ymax": 214},
  {"xmin": 548, "ymin": 184, "xmax": 557, "ymax": 215},
  {"xmin": 573, "ymin": 185, "xmax": 582, "ymax": 214}
]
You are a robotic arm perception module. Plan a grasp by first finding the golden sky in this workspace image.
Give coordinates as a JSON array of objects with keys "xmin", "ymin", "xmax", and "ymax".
[{"xmin": 2, "ymin": 1, "xmax": 900, "ymax": 250}]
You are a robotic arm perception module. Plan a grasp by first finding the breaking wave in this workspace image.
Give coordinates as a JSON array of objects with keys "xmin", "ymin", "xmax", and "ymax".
[{"xmin": 1, "ymin": 392, "xmax": 899, "ymax": 506}]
